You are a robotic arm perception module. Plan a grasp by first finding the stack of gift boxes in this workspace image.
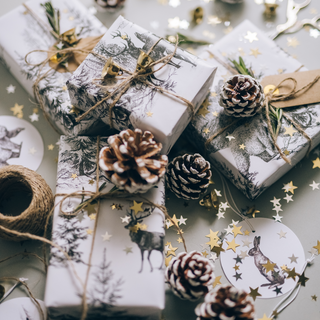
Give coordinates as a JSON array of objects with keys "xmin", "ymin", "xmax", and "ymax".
[{"xmin": 1, "ymin": 0, "xmax": 320, "ymax": 318}]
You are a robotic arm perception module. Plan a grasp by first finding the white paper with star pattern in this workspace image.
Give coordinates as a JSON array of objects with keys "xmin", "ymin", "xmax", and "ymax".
[{"xmin": 220, "ymin": 218, "xmax": 305, "ymax": 298}]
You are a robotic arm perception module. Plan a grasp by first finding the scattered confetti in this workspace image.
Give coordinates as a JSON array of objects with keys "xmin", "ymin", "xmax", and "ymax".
[
  {"xmin": 203, "ymin": 128, "xmax": 210, "ymax": 134},
  {"xmin": 169, "ymin": 0, "xmax": 180, "ymax": 7},
  {"xmin": 6, "ymin": 85, "xmax": 16, "ymax": 94},
  {"xmin": 226, "ymin": 135, "xmax": 235, "ymax": 141},
  {"xmin": 244, "ymin": 31, "xmax": 258, "ymax": 43},
  {"xmin": 48, "ymin": 144, "xmax": 54, "ymax": 150},
  {"xmin": 86, "ymin": 229, "xmax": 93, "ymax": 235},
  {"xmin": 123, "ymin": 246, "xmax": 133, "ymax": 254},
  {"xmin": 232, "ymin": 224, "xmax": 243, "ymax": 238},
  {"xmin": 283, "ymin": 194, "xmax": 293, "ymax": 203},
  {"xmin": 202, "ymin": 30, "xmax": 215, "ymax": 40},
  {"xmin": 311, "ymin": 295, "xmax": 317, "ymax": 301},
  {"xmin": 309, "ymin": 181, "xmax": 319, "ymax": 190},
  {"xmin": 313, "ymin": 240, "xmax": 320, "ymax": 254},
  {"xmin": 102, "ymin": 231, "xmax": 112, "ymax": 241},
  {"xmin": 212, "ymin": 275, "xmax": 222, "ymax": 288},
  {"xmin": 288, "ymin": 254, "xmax": 298, "ymax": 264},
  {"xmin": 273, "ymin": 213, "xmax": 283, "ymax": 222},
  {"xmin": 310, "ymin": 29, "xmax": 320, "ymax": 39},
  {"xmin": 11, "ymin": 103, "xmax": 24, "ymax": 118},
  {"xmin": 298, "ymin": 273, "xmax": 309, "ymax": 286},
  {"xmin": 262, "ymin": 260, "xmax": 276, "ymax": 272},
  {"xmin": 29, "ymin": 147, "xmax": 37, "ymax": 155},
  {"xmin": 312, "ymin": 157, "xmax": 320, "ymax": 169},
  {"xmin": 242, "ymin": 239, "xmax": 252, "ymax": 248},
  {"xmin": 249, "ymin": 287, "xmax": 262, "ymax": 301},
  {"xmin": 250, "ymin": 48, "xmax": 261, "ymax": 58},
  {"xmin": 284, "ymin": 125, "xmax": 297, "ymax": 136},
  {"xmin": 121, "ymin": 216, "xmax": 130, "ymax": 223},
  {"xmin": 226, "ymin": 239, "xmax": 240, "ymax": 253},
  {"xmin": 208, "ymin": 15, "xmax": 221, "ymax": 26},
  {"xmin": 270, "ymin": 197, "xmax": 281, "ymax": 206},
  {"xmin": 282, "ymin": 181, "xmax": 298, "ymax": 194},
  {"xmin": 239, "ymin": 144, "xmax": 246, "ymax": 150},
  {"xmin": 130, "ymin": 201, "xmax": 143, "ymax": 215},
  {"xmin": 272, "ymin": 205, "xmax": 282, "ymax": 214},
  {"xmin": 71, "ymin": 173, "xmax": 77, "ymax": 179},
  {"xmin": 287, "ymin": 37, "xmax": 300, "ymax": 48},
  {"xmin": 278, "ymin": 230, "xmax": 287, "ymax": 239},
  {"xmin": 89, "ymin": 214, "xmax": 96, "ymax": 220}
]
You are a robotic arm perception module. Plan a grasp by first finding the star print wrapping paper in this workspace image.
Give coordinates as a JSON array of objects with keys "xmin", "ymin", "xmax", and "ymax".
[
  {"xmin": 220, "ymin": 218, "xmax": 305, "ymax": 299},
  {"xmin": 45, "ymin": 135, "xmax": 166, "ymax": 319},
  {"xmin": 0, "ymin": 0, "xmax": 108, "ymax": 136},
  {"xmin": 185, "ymin": 20, "xmax": 320, "ymax": 200},
  {"xmin": 67, "ymin": 15, "xmax": 217, "ymax": 154}
]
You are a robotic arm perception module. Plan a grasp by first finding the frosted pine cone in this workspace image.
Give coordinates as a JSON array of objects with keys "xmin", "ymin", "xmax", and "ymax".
[
  {"xmin": 195, "ymin": 284, "xmax": 255, "ymax": 320},
  {"xmin": 219, "ymin": 75, "xmax": 264, "ymax": 118},
  {"xmin": 220, "ymin": 0, "xmax": 243, "ymax": 3},
  {"xmin": 165, "ymin": 251, "xmax": 215, "ymax": 300},
  {"xmin": 166, "ymin": 153, "xmax": 211, "ymax": 200},
  {"xmin": 99, "ymin": 129, "xmax": 168, "ymax": 193},
  {"xmin": 94, "ymin": 0, "xmax": 126, "ymax": 11}
]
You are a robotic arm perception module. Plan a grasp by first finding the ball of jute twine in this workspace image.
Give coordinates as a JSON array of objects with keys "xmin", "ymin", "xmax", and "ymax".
[{"xmin": 0, "ymin": 165, "xmax": 54, "ymax": 241}]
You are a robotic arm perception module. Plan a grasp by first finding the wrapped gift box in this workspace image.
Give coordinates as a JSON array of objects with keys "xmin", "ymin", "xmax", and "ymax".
[
  {"xmin": 45, "ymin": 135, "xmax": 165, "ymax": 319},
  {"xmin": 185, "ymin": 20, "xmax": 320, "ymax": 200},
  {"xmin": 0, "ymin": 0, "xmax": 108, "ymax": 136},
  {"xmin": 67, "ymin": 16, "xmax": 217, "ymax": 154}
]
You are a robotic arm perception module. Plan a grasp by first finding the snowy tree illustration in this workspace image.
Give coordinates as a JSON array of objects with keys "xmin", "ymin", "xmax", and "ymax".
[
  {"xmin": 50, "ymin": 215, "xmax": 88, "ymax": 266},
  {"xmin": 87, "ymin": 248, "xmax": 124, "ymax": 319}
]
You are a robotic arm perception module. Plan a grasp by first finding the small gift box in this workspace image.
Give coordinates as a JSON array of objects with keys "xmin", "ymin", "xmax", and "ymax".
[
  {"xmin": 0, "ymin": 0, "xmax": 108, "ymax": 136},
  {"xmin": 185, "ymin": 20, "xmax": 320, "ymax": 200},
  {"xmin": 45, "ymin": 135, "xmax": 166, "ymax": 319},
  {"xmin": 67, "ymin": 16, "xmax": 217, "ymax": 154}
]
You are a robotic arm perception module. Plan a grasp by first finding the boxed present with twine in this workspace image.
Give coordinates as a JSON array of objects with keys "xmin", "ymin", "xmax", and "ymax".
[
  {"xmin": 0, "ymin": 0, "xmax": 108, "ymax": 136},
  {"xmin": 45, "ymin": 135, "xmax": 166, "ymax": 319},
  {"xmin": 185, "ymin": 20, "xmax": 320, "ymax": 200},
  {"xmin": 67, "ymin": 15, "xmax": 217, "ymax": 154}
]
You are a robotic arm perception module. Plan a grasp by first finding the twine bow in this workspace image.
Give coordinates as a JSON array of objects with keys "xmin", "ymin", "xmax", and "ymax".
[{"xmin": 75, "ymin": 36, "xmax": 195, "ymax": 128}]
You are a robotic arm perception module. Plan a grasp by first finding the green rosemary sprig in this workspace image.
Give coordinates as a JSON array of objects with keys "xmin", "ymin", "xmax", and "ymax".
[
  {"xmin": 229, "ymin": 56, "xmax": 282, "ymax": 139},
  {"xmin": 41, "ymin": 1, "xmax": 60, "ymax": 38},
  {"xmin": 166, "ymin": 33, "xmax": 211, "ymax": 46}
]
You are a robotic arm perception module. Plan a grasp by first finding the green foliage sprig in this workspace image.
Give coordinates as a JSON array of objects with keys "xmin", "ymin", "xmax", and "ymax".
[{"xmin": 41, "ymin": 1, "xmax": 60, "ymax": 38}]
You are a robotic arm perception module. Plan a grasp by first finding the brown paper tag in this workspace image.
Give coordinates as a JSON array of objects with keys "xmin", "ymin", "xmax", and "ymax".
[
  {"xmin": 260, "ymin": 69, "xmax": 320, "ymax": 108},
  {"xmin": 48, "ymin": 35, "xmax": 102, "ymax": 73}
]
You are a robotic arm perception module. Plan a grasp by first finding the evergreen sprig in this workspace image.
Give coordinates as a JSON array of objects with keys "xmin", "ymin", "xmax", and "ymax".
[
  {"xmin": 41, "ymin": 1, "xmax": 60, "ymax": 37},
  {"xmin": 229, "ymin": 56, "xmax": 283, "ymax": 139}
]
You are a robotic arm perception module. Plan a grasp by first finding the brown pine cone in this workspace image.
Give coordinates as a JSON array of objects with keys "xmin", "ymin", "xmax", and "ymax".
[
  {"xmin": 165, "ymin": 251, "xmax": 215, "ymax": 300},
  {"xmin": 195, "ymin": 284, "xmax": 255, "ymax": 320},
  {"xmin": 95, "ymin": 0, "xmax": 126, "ymax": 10},
  {"xmin": 166, "ymin": 153, "xmax": 211, "ymax": 200},
  {"xmin": 99, "ymin": 129, "xmax": 168, "ymax": 193},
  {"xmin": 219, "ymin": 75, "xmax": 264, "ymax": 117}
]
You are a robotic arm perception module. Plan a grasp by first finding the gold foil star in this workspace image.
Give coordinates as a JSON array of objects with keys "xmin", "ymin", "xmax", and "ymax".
[
  {"xmin": 140, "ymin": 224, "xmax": 147, "ymax": 230},
  {"xmin": 262, "ymin": 260, "xmax": 276, "ymax": 272},
  {"xmin": 244, "ymin": 230, "xmax": 250, "ymax": 236},
  {"xmin": 146, "ymin": 111, "xmax": 153, "ymax": 117},
  {"xmin": 208, "ymin": 15, "xmax": 221, "ymax": 26},
  {"xmin": 249, "ymin": 287, "xmax": 262, "ymax": 301},
  {"xmin": 177, "ymin": 237, "xmax": 183, "ymax": 243},
  {"xmin": 244, "ymin": 31, "xmax": 258, "ymax": 43},
  {"xmin": 226, "ymin": 239, "xmax": 240, "ymax": 253},
  {"xmin": 197, "ymin": 105, "xmax": 210, "ymax": 118},
  {"xmin": 284, "ymin": 125, "xmax": 297, "ymax": 136},
  {"xmin": 311, "ymin": 295, "xmax": 317, "ymax": 301},
  {"xmin": 123, "ymin": 246, "xmax": 133, "ymax": 254},
  {"xmin": 313, "ymin": 240, "xmax": 320, "ymax": 254},
  {"xmin": 213, "ymin": 275, "xmax": 222, "ymax": 288},
  {"xmin": 211, "ymin": 243, "xmax": 225, "ymax": 256},
  {"xmin": 170, "ymin": 214, "xmax": 179, "ymax": 227},
  {"xmin": 232, "ymin": 224, "xmax": 243, "ymax": 238},
  {"xmin": 11, "ymin": 103, "xmax": 24, "ymax": 118},
  {"xmin": 258, "ymin": 314, "xmax": 271, "ymax": 320},
  {"xmin": 130, "ymin": 201, "xmax": 143, "ymax": 215},
  {"xmin": 48, "ymin": 144, "xmax": 54, "ymax": 150},
  {"xmin": 129, "ymin": 225, "xmax": 139, "ymax": 233},
  {"xmin": 89, "ymin": 214, "xmax": 96, "ymax": 220},
  {"xmin": 286, "ymin": 267, "xmax": 298, "ymax": 280},
  {"xmin": 287, "ymin": 37, "xmax": 300, "ymax": 48},
  {"xmin": 88, "ymin": 179, "xmax": 95, "ymax": 185},
  {"xmin": 167, "ymin": 244, "xmax": 178, "ymax": 257},
  {"xmin": 165, "ymin": 256, "xmax": 172, "ymax": 267},
  {"xmin": 71, "ymin": 173, "xmax": 77, "ymax": 179},
  {"xmin": 239, "ymin": 144, "xmax": 246, "ymax": 150},
  {"xmin": 211, "ymin": 92, "xmax": 217, "ymax": 97},
  {"xmin": 86, "ymin": 229, "xmax": 93, "ymax": 235},
  {"xmin": 224, "ymin": 26, "xmax": 233, "ymax": 34},
  {"xmin": 312, "ymin": 158, "xmax": 320, "ymax": 169},
  {"xmin": 284, "ymin": 149, "xmax": 290, "ymax": 156},
  {"xmin": 69, "ymin": 106, "xmax": 80, "ymax": 115},
  {"xmin": 278, "ymin": 69, "xmax": 284, "ymax": 74},
  {"xmin": 203, "ymin": 128, "xmax": 210, "ymax": 134},
  {"xmin": 282, "ymin": 181, "xmax": 298, "ymax": 194},
  {"xmin": 202, "ymin": 251, "xmax": 208, "ymax": 258},
  {"xmin": 111, "ymin": 204, "xmax": 117, "ymax": 210},
  {"xmin": 212, "ymin": 111, "xmax": 218, "ymax": 117},
  {"xmin": 206, "ymin": 230, "xmax": 220, "ymax": 249},
  {"xmin": 62, "ymin": 85, "xmax": 67, "ymax": 91},
  {"xmin": 85, "ymin": 203, "xmax": 98, "ymax": 215},
  {"xmin": 250, "ymin": 48, "xmax": 261, "ymax": 58},
  {"xmin": 33, "ymin": 108, "xmax": 39, "ymax": 113}
]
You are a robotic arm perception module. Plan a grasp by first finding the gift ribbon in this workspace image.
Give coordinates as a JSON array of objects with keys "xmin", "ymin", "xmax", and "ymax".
[
  {"xmin": 205, "ymin": 53, "xmax": 320, "ymax": 164},
  {"xmin": 75, "ymin": 36, "xmax": 195, "ymax": 128}
]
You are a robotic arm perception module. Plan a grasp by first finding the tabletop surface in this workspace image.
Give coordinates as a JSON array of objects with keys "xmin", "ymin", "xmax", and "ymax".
[{"xmin": 0, "ymin": 0, "xmax": 320, "ymax": 319}]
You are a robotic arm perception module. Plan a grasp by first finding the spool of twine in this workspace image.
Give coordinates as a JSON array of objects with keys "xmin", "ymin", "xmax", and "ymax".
[{"xmin": 0, "ymin": 165, "xmax": 54, "ymax": 241}]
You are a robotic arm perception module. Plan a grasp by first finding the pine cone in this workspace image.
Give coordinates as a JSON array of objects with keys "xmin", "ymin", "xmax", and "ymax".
[
  {"xmin": 220, "ymin": 0, "xmax": 243, "ymax": 3},
  {"xmin": 219, "ymin": 75, "xmax": 264, "ymax": 117},
  {"xmin": 95, "ymin": 0, "xmax": 126, "ymax": 10},
  {"xmin": 99, "ymin": 129, "xmax": 168, "ymax": 193},
  {"xmin": 166, "ymin": 154, "xmax": 211, "ymax": 200},
  {"xmin": 195, "ymin": 284, "xmax": 255, "ymax": 320},
  {"xmin": 165, "ymin": 251, "xmax": 215, "ymax": 300}
]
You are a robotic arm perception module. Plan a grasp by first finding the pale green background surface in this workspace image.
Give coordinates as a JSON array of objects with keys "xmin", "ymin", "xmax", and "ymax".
[{"xmin": 0, "ymin": 0, "xmax": 320, "ymax": 319}]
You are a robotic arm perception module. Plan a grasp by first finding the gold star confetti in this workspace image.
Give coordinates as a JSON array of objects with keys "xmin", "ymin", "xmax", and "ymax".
[
  {"xmin": 232, "ymin": 224, "xmax": 243, "ymax": 237},
  {"xmin": 211, "ymin": 92, "xmax": 217, "ymax": 97},
  {"xmin": 123, "ymin": 246, "xmax": 133, "ymax": 254},
  {"xmin": 206, "ymin": 229, "xmax": 220, "ymax": 249},
  {"xmin": 239, "ymin": 144, "xmax": 246, "ymax": 150},
  {"xmin": 213, "ymin": 275, "xmax": 222, "ymax": 288},
  {"xmin": 89, "ymin": 214, "xmax": 96, "ymax": 220},
  {"xmin": 212, "ymin": 111, "xmax": 218, "ymax": 117},
  {"xmin": 68, "ymin": 16, "xmax": 74, "ymax": 21},
  {"xmin": 249, "ymin": 287, "xmax": 262, "ymax": 301},
  {"xmin": 69, "ymin": 105, "xmax": 80, "ymax": 115},
  {"xmin": 11, "ymin": 103, "xmax": 24, "ymax": 118},
  {"xmin": 233, "ymin": 265, "xmax": 240, "ymax": 271},
  {"xmin": 226, "ymin": 239, "xmax": 240, "ymax": 253},
  {"xmin": 146, "ymin": 111, "xmax": 153, "ymax": 117},
  {"xmin": 48, "ymin": 144, "xmax": 54, "ymax": 150},
  {"xmin": 284, "ymin": 149, "xmax": 290, "ymax": 156},
  {"xmin": 166, "ymin": 219, "xmax": 174, "ymax": 229},
  {"xmin": 86, "ymin": 229, "xmax": 93, "ymax": 235},
  {"xmin": 197, "ymin": 105, "xmax": 210, "ymax": 118},
  {"xmin": 85, "ymin": 203, "xmax": 98, "ymax": 215},
  {"xmin": 101, "ymin": 231, "xmax": 112, "ymax": 241},
  {"xmin": 203, "ymin": 30, "xmax": 215, "ymax": 39},
  {"xmin": 282, "ymin": 181, "xmax": 297, "ymax": 194},
  {"xmin": 278, "ymin": 69, "xmax": 284, "ymax": 74},
  {"xmin": 71, "ymin": 173, "xmax": 77, "ymax": 179},
  {"xmin": 177, "ymin": 237, "xmax": 183, "ymax": 243},
  {"xmin": 250, "ymin": 48, "xmax": 261, "ymax": 58},
  {"xmin": 203, "ymin": 128, "xmax": 210, "ymax": 134},
  {"xmin": 287, "ymin": 37, "xmax": 300, "ymax": 48},
  {"xmin": 202, "ymin": 251, "xmax": 208, "ymax": 258},
  {"xmin": 140, "ymin": 223, "xmax": 147, "ymax": 230},
  {"xmin": 313, "ymin": 240, "xmax": 320, "ymax": 254},
  {"xmin": 286, "ymin": 267, "xmax": 298, "ymax": 280},
  {"xmin": 311, "ymin": 295, "xmax": 317, "ymax": 301},
  {"xmin": 212, "ymin": 243, "xmax": 225, "ymax": 256},
  {"xmin": 33, "ymin": 108, "xmax": 39, "ymax": 113},
  {"xmin": 111, "ymin": 204, "xmax": 117, "ymax": 210},
  {"xmin": 130, "ymin": 201, "xmax": 143, "ymax": 215},
  {"xmin": 244, "ymin": 230, "xmax": 250, "ymax": 236},
  {"xmin": 208, "ymin": 15, "xmax": 221, "ymax": 26},
  {"xmin": 129, "ymin": 225, "xmax": 139, "ymax": 233},
  {"xmin": 170, "ymin": 214, "xmax": 179, "ymax": 227},
  {"xmin": 258, "ymin": 314, "xmax": 271, "ymax": 320},
  {"xmin": 224, "ymin": 26, "xmax": 233, "ymax": 34},
  {"xmin": 167, "ymin": 244, "xmax": 178, "ymax": 257},
  {"xmin": 284, "ymin": 125, "xmax": 297, "ymax": 136},
  {"xmin": 312, "ymin": 158, "xmax": 320, "ymax": 169},
  {"xmin": 62, "ymin": 85, "xmax": 67, "ymax": 91},
  {"xmin": 29, "ymin": 147, "xmax": 37, "ymax": 155},
  {"xmin": 281, "ymin": 264, "xmax": 288, "ymax": 271},
  {"xmin": 244, "ymin": 31, "xmax": 258, "ymax": 43},
  {"xmin": 165, "ymin": 256, "xmax": 172, "ymax": 267},
  {"xmin": 262, "ymin": 260, "xmax": 276, "ymax": 272},
  {"xmin": 88, "ymin": 179, "xmax": 95, "ymax": 185}
]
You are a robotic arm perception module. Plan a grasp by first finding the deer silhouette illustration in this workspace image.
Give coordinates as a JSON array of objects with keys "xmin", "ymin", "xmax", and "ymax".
[
  {"xmin": 125, "ymin": 208, "xmax": 164, "ymax": 273},
  {"xmin": 248, "ymin": 236, "xmax": 286, "ymax": 289}
]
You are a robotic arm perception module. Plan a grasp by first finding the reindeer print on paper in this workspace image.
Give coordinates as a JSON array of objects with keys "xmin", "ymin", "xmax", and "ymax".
[
  {"xmin": 248, "ymin": 236, "xmax": 286, "ymax": 289},
  {"xmin": 0, "ymin": 125, "xmax": 24, "ymax": 168},
  {"xmin": 125, "ymin": 208, "xmax": 164, "ymax": 273}
]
